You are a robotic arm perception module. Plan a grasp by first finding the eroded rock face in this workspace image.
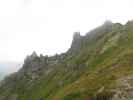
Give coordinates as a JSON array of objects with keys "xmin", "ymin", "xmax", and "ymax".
[
  {"xmin": 111, "ymin": 76, "xmax": 133, "ymax": 100},
  {"xmin": 2, "ymin": 21, "xmax": 133, "ymax": 100},
  {"xmin": 18, "ymin": 52, "xmax": 65, "ymax": 81},
  {"xmin": 69, "ymin": 32, "xmax": 83, "ymax": 53},
  {"xmin": 73, "ymin": 32, "xmax": 81, "ymax": 41},
  {"xmin": 112, "ymin": 90, "xmax": 133, "ymax": 100}
]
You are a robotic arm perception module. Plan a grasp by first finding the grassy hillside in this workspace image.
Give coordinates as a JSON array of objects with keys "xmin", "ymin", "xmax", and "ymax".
[{"xmin": 1, "ymin": 21, "xmax": 133, "ymax": 100}]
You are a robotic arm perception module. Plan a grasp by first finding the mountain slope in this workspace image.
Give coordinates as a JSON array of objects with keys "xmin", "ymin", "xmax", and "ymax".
[{"xmin": 1, "ymin": 20, "xmax": 133, "ymax": 100}]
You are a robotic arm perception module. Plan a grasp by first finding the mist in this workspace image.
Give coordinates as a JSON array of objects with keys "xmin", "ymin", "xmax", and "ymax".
[
  {"xmin": 0, "ymin": 61, "xmax": 22, "ymax": 80},
  {"xmin": 0, "ymin": 0, "xmax": 133, "ymax": 62}
]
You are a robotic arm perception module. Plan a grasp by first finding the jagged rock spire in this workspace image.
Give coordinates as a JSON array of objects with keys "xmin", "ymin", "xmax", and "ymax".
[
  {"xmin": 24, "ymin": 51, "xmax": 38, "ymax": 64},
  {"xmin": 31, "ymin": 51, "xmax": 38, "ymax": 58},
  {"xmin": 73, "ymin": 31, "xmax": 81, "ymax": 41},
  {"xmin": 69, "ymin": 32, "xmax": 83, "ymax": 53},
  {"xmin": 103, "ymin": 20, "xmax": 113, "ymax": 26}
]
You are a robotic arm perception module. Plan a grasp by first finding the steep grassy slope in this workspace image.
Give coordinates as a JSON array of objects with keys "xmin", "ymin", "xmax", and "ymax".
[{"xmin": 1, "ymin": 21, "xmax": 133, "ymax": 100}]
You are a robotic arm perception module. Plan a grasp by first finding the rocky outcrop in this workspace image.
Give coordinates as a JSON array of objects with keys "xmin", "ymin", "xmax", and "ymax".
[
  {"xmin": 69, "ymin": 32, "xmax": 83, "ymax": 53},
  {"xmin": 1, "ymin": 20, "xmax": 133, "ymax": 100}
]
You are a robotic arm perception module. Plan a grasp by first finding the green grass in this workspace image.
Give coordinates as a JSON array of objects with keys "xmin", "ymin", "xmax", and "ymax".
[{"xmin": 1, "ymin": 22, "xmax": 133, "ymax": 100}]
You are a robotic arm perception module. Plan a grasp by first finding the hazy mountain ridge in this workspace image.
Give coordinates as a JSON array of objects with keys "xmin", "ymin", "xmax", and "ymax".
[
  {"xmin": 1, "ymin": 20, "xmax": 133, "ymax": 100},
  {"xmin": 0, "ymin": 62, "xmax": 22, "ymax": 80}
]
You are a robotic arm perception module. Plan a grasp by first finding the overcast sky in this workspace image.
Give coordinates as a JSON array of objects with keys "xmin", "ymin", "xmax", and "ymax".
[{"xmin": 0, "ymin": 0, "xmax": 133, "ymax": 62}]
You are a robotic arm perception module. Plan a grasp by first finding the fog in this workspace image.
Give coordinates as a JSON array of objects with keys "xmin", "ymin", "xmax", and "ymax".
[
  {"xmin": 0, "ymin": 61, "xmax": 22, "ymax": 80},
  {"xmin": 0, "ymin": 0, "xmax": 132, "ymax": 62},
  {"xmin": 0, "ymin": 0, "xmax": 133, "ymax": 78}
]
